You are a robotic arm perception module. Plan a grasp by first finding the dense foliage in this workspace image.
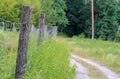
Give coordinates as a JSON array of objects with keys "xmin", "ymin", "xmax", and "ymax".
[
  {"xmin": 0, "ymin": 0, "xmax": 67, "ymax": 27},
  {"xmin": 62, "ymin": 0, "xmax": 120, "ymax": 40},
  {"xmin": 0, "ymin": 0, "xmax": 41, "ymax": 25},
  {"xmin": 40, "ymin": 0, "xmax": 68, "ymax": 26},
  {"xmin": 1, "ymin": 0, "xmax": 120, "ymax": 40}
]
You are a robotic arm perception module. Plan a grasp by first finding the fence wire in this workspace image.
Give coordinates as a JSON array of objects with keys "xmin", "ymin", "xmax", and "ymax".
[{"xmin": 0, "ymin": 18, "xmax": 20, "ymax": 31}]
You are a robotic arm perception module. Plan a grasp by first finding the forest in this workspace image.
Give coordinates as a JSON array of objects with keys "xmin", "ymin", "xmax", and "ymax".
[{"xmin": 1, "ymin": 0, "xmax": 120, "ymax": 41}]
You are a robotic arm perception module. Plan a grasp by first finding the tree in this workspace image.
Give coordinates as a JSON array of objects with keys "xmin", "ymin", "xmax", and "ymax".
[
  {"xmin": 63, "ymin": 0, "xmax": 120, "ymax": 41},
  {"xmin": 39, "ymin": 0, "xmax": 68, "ymax": 27},
  {"xmin": 0, "ymin": 0, "xmax": 42, "ymax": 25},
  {"xmin": 62, "ymin": 0, "xmax": 91, "ymax": 37},
  {"xmin": 0, "ymin": 0, "xmax": 67, "ymax": 29},
  {"xmin": 91, "ymin": 0, "xmax": 94, "ymax": 40}
]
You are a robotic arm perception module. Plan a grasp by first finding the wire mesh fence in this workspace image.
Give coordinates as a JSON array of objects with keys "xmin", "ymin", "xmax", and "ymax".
[
  {"xmin": 0, "ymin": 18, "xmax": 20, "ymax": 31},
  {"xmin": 0, "ymin": 17, "xmax": 58, "ymax": 38}
]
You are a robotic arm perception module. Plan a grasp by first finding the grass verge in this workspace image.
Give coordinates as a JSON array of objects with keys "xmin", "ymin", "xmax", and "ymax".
[{"xmin": 0, "ymin": 30, "xmax": 75, "ymax": 79}]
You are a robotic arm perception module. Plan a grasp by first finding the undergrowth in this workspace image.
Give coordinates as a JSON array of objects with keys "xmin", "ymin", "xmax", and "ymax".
[{"xmin": 0, "ymin": 30, "xmax": 75, "ymax": 79}]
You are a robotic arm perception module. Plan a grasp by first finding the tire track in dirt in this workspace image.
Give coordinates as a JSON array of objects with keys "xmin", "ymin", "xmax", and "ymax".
[
  {"xmin": 70, "ymin": 59, "xmax": 90, "ymax": 79},
  {"xmin": 72, "ymin": 54, "xmax": 120, "ymax": 79}
]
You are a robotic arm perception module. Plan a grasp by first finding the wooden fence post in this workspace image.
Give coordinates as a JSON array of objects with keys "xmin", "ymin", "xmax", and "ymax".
[
  {"xmin": 39, "ymin": 13, "xmax": 47, "ymax": 44},
  {"xmin": 47, "ymin": 26, "xmax": 58, "ymax": 38},
  {"xmin": 2, "ymin": 22, "xmax": 4, "ymax": 28},
  {"xmin": 51, "ymin": 26, "xmax": 58, "ymax": 38},
  {"xmin": 15, "ymin": 6, "xmax": 32, "ymax": 79}
]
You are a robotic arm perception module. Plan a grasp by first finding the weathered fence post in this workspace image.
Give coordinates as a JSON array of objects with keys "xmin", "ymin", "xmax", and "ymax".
[
  {"xmin": 15, "ymin": 6, "xmax": 32, "ymax": 79},
  {"xmin": 2, "ymin": 22, "xmax": 4, "ymax": 27},
  {"xmin": 51, "ymin": 26, "xmax": 58, "ymax": 38},
  {"xmin": 47, "ymin": 26, "xmax": 58, "ymax": 38},
  {"xmin": 30, "ymin": 25, "xmax": 35, "ymax": 36},
  {"xmin": 12, "ymin": 23, "xmax": 16, "ymax": 31},
  {"xmin": 39, "ymin": 13, "xmax": 47, "ymax": 44}
]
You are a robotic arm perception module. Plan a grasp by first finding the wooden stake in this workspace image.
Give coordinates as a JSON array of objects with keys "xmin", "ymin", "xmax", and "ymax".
[
  {"xmin": 15, "ymin": 6, "xmax": 32, "ymax": 79},
  {"xmin": 39, "ymin": 13, "xmax": 47, "ymax": 44}
]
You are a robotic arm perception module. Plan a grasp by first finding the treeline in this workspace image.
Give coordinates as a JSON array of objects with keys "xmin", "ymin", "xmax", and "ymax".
[
  {"xmin": 62, "ymin": 0, "xmax": 120, "ymax": 40},
  {"xmin": 0, "ymin": 0, "xmax": 67, "ymax": 26},
  {"xmin": 1, "ymin": 0, "xmax": 120, "ymax": 40}
]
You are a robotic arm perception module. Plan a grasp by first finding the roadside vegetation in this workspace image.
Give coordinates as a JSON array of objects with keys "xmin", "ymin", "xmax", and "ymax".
[{"xmin": 0, "ymin": 30, "xmax": 75, "ymax": 79}]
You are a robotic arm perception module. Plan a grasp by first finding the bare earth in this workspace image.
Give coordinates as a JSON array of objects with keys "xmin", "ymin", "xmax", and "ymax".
[
  {"xmin": 71, "ymin": 54, "xmax": 120, "ymax": 79},
  {"xmin": 70, "ymin": 59, "xmax": 90, "ymax": 79}
]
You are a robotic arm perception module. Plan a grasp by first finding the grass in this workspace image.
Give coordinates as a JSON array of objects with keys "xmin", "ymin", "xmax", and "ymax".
[
  {"xmin": 66, "ymin": 36, "xmax": 120, "ymax": 74},
  {"xmin": 73, "ymin": 57, "xmax": 107, "ymax": 79},
  {"xmin": 0, "ymin": 30, "xmax": 18, "ymax": 79},
  {"xmin": 0, "ymin": 30, "xmax": 75, "ymax": 79}
]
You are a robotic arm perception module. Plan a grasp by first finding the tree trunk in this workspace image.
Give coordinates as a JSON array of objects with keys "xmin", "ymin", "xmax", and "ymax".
[
  {"xmin": 91, "ymin": 0, "xmax": 94, "ymax": 40},
  {"xmin": 15, "ymin": 6, "xmax": 32, "ymax": 79}
]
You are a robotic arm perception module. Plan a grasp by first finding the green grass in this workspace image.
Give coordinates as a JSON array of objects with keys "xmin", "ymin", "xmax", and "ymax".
[
  {"xmin": 74, "ymin": 58, "xmax": 107, "ymax": 79},
  {"xmin": 66, "ymin": 36, "xmax": 120, "ymax": 74},
  {"xmin": 0, "ymin": 30, "xmax": 75, "ymax": 79},
  {"xmin": 0, "ymin": 30, "xmax": 18, "ymax": 79}
]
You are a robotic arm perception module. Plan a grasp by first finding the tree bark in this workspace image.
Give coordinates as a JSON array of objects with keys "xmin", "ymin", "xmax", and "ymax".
[
  {"xmin": 15, "ymin": 6, "xmax": 32, "ymax": 79},
  {"xmin": 91, "ymin": 0, "xmax": 94, "ymax": 40}
]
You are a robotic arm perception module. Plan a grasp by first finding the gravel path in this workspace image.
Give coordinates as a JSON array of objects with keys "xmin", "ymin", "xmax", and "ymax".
[
  {"xmin": 72, "ymin": 54, "xmax": 120, "ymax": 79},
  {"xmin": 70, "ymin": 59, "xmax": 90, "ymax": 79}
]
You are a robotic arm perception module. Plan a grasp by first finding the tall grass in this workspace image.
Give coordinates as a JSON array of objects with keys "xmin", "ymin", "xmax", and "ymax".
[
  {"xmin": 25, "ymin": 38, "xmax": 75, "ymax": 79},
  {"xmin": 0, "ymin": 30, "xmax": 18, "ymax": 79},
  {"xmin": 0, "ymin": 30, "xmax": 75, "ymax": 79}
]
